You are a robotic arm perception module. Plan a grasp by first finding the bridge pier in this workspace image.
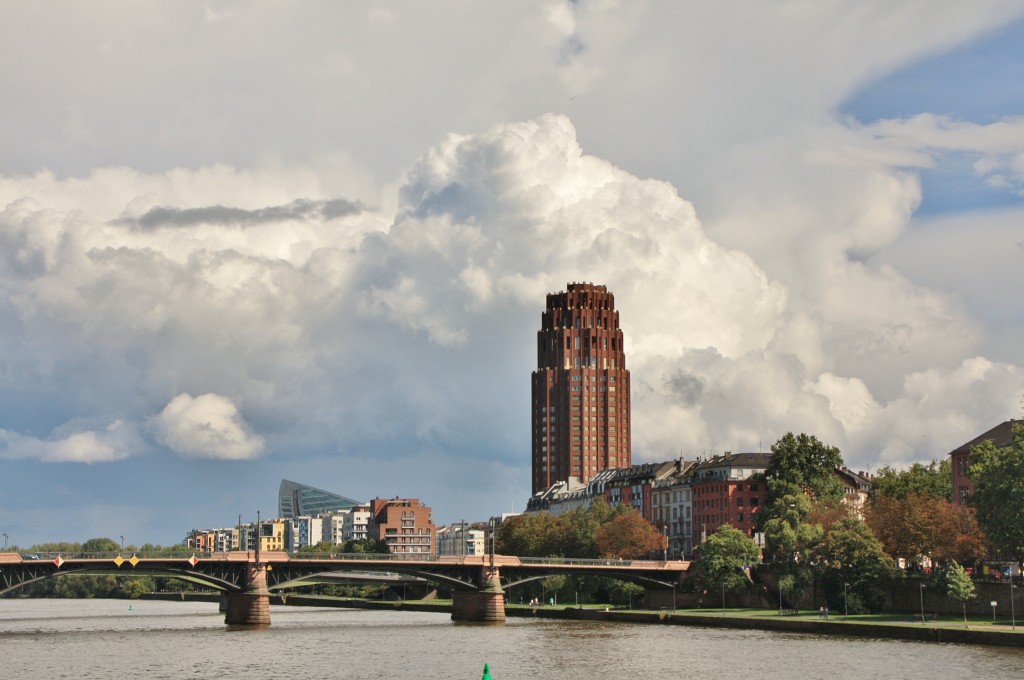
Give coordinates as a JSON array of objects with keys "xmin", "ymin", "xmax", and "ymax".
[
  {"xmin": 224, "ymin": 562, "xmax": 271, "ymax": 626},
  {"xmin": 451, "ymin": 567, "xmax": 505, "ymax": 623}
]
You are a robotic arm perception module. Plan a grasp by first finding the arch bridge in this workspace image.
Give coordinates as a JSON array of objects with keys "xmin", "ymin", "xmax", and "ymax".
[{"xmin": 0, "ymin": 552, "xmax": 690, "ymax": 625}]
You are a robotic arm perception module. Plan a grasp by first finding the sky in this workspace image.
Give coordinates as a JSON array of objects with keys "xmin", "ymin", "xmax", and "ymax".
[{"xmin": 2, "ymin": 1, "xmax": 1024, "ymax": 548}]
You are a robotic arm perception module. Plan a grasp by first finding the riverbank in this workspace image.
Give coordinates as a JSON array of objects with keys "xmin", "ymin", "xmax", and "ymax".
[
  {"xmin": 141, "ymin": 593, "xmax": 1024, "ymax": 648},
  {"xmin": 509, "ymin": 605, "xmax": 1024, "ymax": 648}
]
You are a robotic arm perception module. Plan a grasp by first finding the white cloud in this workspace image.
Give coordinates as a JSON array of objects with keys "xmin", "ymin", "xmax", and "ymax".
[
  {"xmin": 0, "ymin": 113, "xmax": 1021, "ymax": 483},
  {"xmin": 149, "ymin": 393, "xmax": 265, "ymax": 460},
  {"xmin": 0, "ymin": 420, "xmax": 140, "ymax": 463},
  {"xmin": 863, "ymin": 114, "xmax": 1024, "ymax": 193}
]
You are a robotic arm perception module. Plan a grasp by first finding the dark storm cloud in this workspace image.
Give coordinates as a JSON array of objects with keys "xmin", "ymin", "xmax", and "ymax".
[
  {"xmin": 114, "ymin": 198, "xmax": 363, "ymax": 230},
  {"xmin": 664, "ymin": 370, "xmax": 706, "ymax": 406}
]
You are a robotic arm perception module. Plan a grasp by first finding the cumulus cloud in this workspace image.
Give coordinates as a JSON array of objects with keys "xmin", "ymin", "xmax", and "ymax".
[
  {"xmin": 149, "ymin": 394, "xmax": 265, "ymax": 460},
  {"xmin": 0, "ymin": 421, "xmax": 141, "ymax": 463},
  {"xmin": 0, "ymin": 113, "xmax": 1021, "ymax": 487}
]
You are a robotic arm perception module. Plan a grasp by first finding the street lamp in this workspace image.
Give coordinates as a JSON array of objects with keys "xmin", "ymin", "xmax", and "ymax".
[
  {"xmin": 120, "ymin": 535, "xmax": 124, "ymax": 553},
  {"xmin": 1010, "ymin": 577, "xmax": 1016, "ymax": 630},
  {"xmin": 2, "ymin": 532, "xmax": 7, "ymax": 550},
  {"xmin": 919, "ymin": 583, "xmax": 926, "ymax": 625},
  {"xmin": 844, "ymin": 582, "xmax": 849, "ymax": 620}
]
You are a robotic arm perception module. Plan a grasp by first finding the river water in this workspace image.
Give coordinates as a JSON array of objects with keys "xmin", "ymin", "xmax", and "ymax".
[{"xmin": 2, "ymin": 599, "xmax": 1023, "ymax": 679}]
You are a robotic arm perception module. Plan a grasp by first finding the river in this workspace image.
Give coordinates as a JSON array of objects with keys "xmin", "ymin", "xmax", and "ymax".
[{"xmin": 2, "ymin": 599, "xmax": 1023, "ymax": 679}]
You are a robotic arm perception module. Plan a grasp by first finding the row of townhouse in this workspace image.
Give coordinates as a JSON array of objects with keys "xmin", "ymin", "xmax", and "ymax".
[
  {"xmin": 528, "ymin": 453, "xmax": 872, "ymax": 559},
  {"xmin": 435, "ymin": 514, "xmax": 521, "ymax": 557},
  {"xmin": 185, "ymin": 495, "xmax": 437, "ymax": 555},
  {"xmin": 437, "ymin": 522, "xmax": 488, "ymax": 557}
]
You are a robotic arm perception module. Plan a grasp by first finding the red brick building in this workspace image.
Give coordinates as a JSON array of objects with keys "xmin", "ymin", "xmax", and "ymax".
[
  {"xmin": 690, "ymin": 452, "xmax": 770, "ymax": 546},
  {"xmin": 950, "ymin": 420, "xmax": 1019, "ymax": 505},
  {"xmin": 531, "ymin": 282, "xmax": 631, "ymax": 494},
  {"xmin": 368, "ymin": 497, "xmax": 436, "ymax": 555}
]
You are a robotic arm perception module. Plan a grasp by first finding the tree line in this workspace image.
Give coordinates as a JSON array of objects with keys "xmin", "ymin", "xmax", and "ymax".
[{"xmin": 695, "ymin": 426, "xmax": 1024, "ymax": 614}]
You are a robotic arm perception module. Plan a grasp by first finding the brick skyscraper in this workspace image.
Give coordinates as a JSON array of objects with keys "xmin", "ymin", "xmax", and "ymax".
[{"xmin": 532, "ymin": 282, "xmax": 631, "ymax": 494}]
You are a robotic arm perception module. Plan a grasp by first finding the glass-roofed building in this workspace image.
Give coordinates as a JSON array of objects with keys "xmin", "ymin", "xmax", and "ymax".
[{"xmin": 278, "ymin": 479, "xmax": 362, "ymax": 518}]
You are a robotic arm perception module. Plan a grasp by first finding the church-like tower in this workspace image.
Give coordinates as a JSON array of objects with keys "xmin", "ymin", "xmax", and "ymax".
[{"xmin": 531, "ymin": 282, "xmax": 631, "ymax": 494}]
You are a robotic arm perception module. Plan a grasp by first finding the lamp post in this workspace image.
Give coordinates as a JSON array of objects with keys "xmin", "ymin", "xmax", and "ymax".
[
  {"xmin": 844, "ymin": 582, "xmax": 849, "ymax": 619},
  {"xmin": 778, "ymin": 581, "xmax": 783, "ymax": 616},
  {"xmin": 722, "ymin": 580, "xmax": 726, "ymax": 614},
  {"xmin": 919, "ymin": 583, "xmax": 926, "ymax": 625},
  {"xmin": 120, "ymin": 535, "xmax": 124, "ymax": 553},
  {"xmin": 2, "ymin": 532, "xmax": 7, "ymax": 550},
  {"xmin": 1010, "ymin": 578, "xmax": 1016, "ymax": 630}
]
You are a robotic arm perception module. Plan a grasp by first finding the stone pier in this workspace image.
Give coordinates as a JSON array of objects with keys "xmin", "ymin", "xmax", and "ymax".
[
  {"xmin": 451, "ymin": 566, "xmax": 506, "ymax": 623},
  {"xmin": 223, "ymin": 562, "xmax": 272, "ymax": 626}
]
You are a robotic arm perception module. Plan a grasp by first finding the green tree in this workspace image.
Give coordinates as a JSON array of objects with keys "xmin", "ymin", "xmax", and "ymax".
[
  {"xmin": 819, "ymin": 517, "xmax": 893, "ymax": 613},
  {"xmin": 940, "ymin": 561, "xmax": 976, "ymax": 625},
  {"xmin": 560, "ymin": 498, "xmax": 625, "ymax": 558},
  {"xmin": 871, "ymin": 460, "xmax": 951, "ymax": 501},
  {"xmin": 346, "ymin": 537, "xmax": 389, "ymax": 553},
  {"xmin": 496, "ymin": 511, "xmax": 565, "ymax": 556},
  {"xmin": 540, "ymin": 575, "xmax": 567, "ymax": 604},
  {"xmin": 496, "ymin": 501, "xmax": 634, "ymax": 559},
  {"xmin": 766, "ymin": 432, "xmax": 845, "ymax": 501},
  {"xmin": 969, "ymin": 422, "xmax": 1024, "ymax": 561},
  {"xmin": 693, "ymin": 525, "xmax": 761, "ymax": 595},
  {"xmin": 81, "ymin": 537, "xmax": 120, "ymax": 554},
  {"xmin": 605, "ymin": 579, "xmax": 645, "ymax": 607},
  {"xmin": 29, "ymin": 541, "xmax": 81, "ymax": 555},
  {"xmin": 762, "ymin": 489, "xmax": 822, "ymax": 609},
  {"xmin": 297, "ymin": 541, "xmax": 339, "ymax": 554},
  {"xmin": 118, "ymin": 576, "xmax": 154, "ymax": 599}
]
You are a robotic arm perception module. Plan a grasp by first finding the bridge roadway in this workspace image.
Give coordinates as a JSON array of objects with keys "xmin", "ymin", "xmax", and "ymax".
[{"xmin": 0, "ymin": 552, "xmax": 690, "ymax": 625}]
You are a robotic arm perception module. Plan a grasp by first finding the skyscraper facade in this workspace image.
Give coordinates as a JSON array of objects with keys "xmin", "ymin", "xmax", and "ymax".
[
  {"xmin": 278, "ymin": 479, "xmax": 361, "ymax": 519},
  {"xmin": 531, "ymin": 282, "xmax": 631, "ymax": 494}
]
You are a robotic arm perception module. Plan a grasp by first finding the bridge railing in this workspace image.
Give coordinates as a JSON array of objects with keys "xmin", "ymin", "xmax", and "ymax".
[
  {"xmin": 517, "ymin": 557, "xmax": 686, "ymax": 568},
  {"xmin": 1, "ymin": 551, "xmax": 201, "ymax": 561}
]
